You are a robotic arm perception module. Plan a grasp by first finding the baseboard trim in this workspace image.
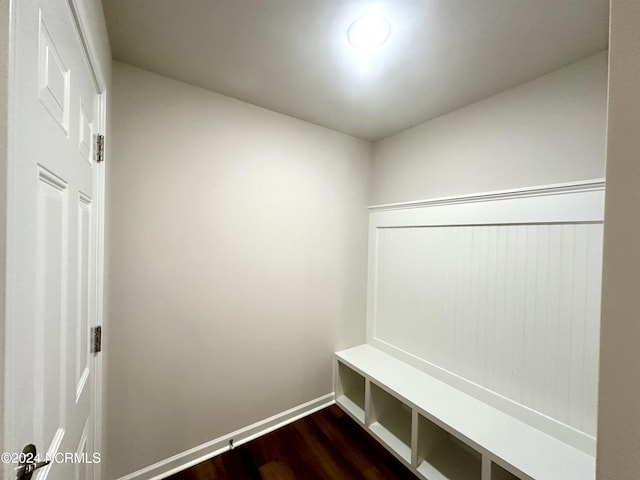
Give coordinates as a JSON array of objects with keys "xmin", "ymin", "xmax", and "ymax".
[{"xmin": 116, "ymin": 393, "xmax": 335, "ymax": 480}]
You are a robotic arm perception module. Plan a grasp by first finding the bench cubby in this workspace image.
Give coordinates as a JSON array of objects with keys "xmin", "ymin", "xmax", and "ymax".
[
  {"xmin": 416, "ymin": 414, "xmax": 481, "ymax": 480},
  {"xmin": 335, "ymin": 361, "xmax": 366, "ymax": 423},
  {"xmin": 490, "ymin": 463, "xmax": 520, "ymax": 480},
  {"xmin": 369, "ymin": 383, "xmax": 413, "ymax": 463}
]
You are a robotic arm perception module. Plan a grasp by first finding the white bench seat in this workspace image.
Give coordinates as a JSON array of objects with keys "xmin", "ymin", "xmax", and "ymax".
[{"xmin": 335, "ymin": 344, "xmax": 595, "ymax": 480}]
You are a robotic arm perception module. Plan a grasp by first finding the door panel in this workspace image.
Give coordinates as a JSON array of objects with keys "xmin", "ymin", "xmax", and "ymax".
[
  {"xmin": 75, "ymin": 193, "xmax": 91, "ymax": 404},
  {"xmin": 35, "ymin": 167, "xmax": 68, "ymax": 460},
  {"xmin": 38, "ymin": 14, "xmax": 70, "ymax": 134}
]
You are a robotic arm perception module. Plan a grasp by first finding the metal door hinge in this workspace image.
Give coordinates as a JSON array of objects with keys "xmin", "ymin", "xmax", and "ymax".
[
  {"xmin": 91, "ymin": 325, "xmax": 102, "ymax": 354},
  {"xmin": 96, "ymin": 134, "xmax": 105, "ymax": 163}
]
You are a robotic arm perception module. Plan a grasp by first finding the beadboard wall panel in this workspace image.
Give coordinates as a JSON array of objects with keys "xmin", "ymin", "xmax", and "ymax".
[{"xmin": 366, "ymin": 181, "xmax": 605, "ymax": 452}]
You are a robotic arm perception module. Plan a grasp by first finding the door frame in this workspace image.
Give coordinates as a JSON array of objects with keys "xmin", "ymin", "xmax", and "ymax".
[
  {"xmin": 66, "ymin": 2, "xmax": 109, "ymax": 476},
  {"xmin": 2, "ymin": 0, "xmax": 108, "ymax": 478}
]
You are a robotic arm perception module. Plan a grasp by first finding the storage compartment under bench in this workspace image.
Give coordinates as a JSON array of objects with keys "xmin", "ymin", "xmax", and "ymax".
[{"xmin": 334, "ymin": 344, "xmax": 595, "ymax": 480}]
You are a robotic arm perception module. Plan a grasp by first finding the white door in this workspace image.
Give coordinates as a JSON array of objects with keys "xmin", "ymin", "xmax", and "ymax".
[{"xmin": 4, "ymin": 0, "xmax": 103, "ymax": 479}]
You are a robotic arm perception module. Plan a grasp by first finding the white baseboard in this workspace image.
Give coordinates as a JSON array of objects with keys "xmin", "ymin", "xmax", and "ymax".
[{"xmin": 116, "ymin": 393, "xmax": 335, "ymax": 480}]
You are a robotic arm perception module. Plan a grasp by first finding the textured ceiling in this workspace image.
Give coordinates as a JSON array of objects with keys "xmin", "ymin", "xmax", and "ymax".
[{"xmin": 103, "ymin": 0, "xmax": 609, "ymax": 141}]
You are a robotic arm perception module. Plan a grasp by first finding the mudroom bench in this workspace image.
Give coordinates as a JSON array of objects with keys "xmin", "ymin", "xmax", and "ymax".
[{"xmin": 334, "ymin": 345, "xmax": 595, "ymax": 480}]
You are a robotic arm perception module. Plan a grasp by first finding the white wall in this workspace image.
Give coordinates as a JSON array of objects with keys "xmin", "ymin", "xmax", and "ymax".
[
  {"xmin": 0, "ymin": 0, "xmax": 9, "ymax": 457},
  {"xmin": 105, "ymin": 62, "xmax": 371, "ymax": 479},
  {"xmin": 371, "ymin": 52, "xmax": 608, "ymax": 205},
  {"xmin": 70, "ymin": 0, "xmax": 112, "ymax": 83},
  {"xmin": 597, "ymin": 0, "xmax": 640, "ymax": 477}
]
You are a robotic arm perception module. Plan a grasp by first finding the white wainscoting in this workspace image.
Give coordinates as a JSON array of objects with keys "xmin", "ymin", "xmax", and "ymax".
[{"xmin": 366, "ymin": 180, "xmax": 605, "ymax": 453}]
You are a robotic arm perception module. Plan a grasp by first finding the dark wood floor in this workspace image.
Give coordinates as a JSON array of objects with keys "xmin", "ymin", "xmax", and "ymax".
[{"xmin": 168, "ymin": 405, "xmax": 418, "ymax": 480}]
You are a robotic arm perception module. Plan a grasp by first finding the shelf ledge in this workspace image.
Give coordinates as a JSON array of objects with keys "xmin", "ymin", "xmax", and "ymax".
[{"xmin": 335, "ymin": 395, "xmax": 365, "ymax": 423}]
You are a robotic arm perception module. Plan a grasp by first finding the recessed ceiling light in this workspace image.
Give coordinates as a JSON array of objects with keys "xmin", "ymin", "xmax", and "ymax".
[{"xmin": 347, "ymin": 14, "xmax": 390, "ymax": 51}]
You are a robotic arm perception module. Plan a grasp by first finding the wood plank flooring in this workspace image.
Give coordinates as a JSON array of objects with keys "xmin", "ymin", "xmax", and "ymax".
[{"xmin": 167, "ymin": 405, "xmax": 418, "ymax": 480}]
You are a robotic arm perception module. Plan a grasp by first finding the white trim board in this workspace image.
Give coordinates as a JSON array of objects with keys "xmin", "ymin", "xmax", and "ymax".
[
  {"xmin": 115, "ymin": 394, "xmax": 335, "ymax": 480},
  {"xmin": 369, "ymin": 179, "xmax": 605, "ymax": 212},
  {"xmin": 366, "ymin": 180, "xmax": 605, "ymax": 455},
  {"xmin": 368, "ymin": 181, "xmax": 605, "ymax": 227}
]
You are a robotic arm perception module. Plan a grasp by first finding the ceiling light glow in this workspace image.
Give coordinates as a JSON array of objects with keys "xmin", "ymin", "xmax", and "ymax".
[{"xmin": 347, "ymin": 14, "xmax": 390, "ymax": 51}]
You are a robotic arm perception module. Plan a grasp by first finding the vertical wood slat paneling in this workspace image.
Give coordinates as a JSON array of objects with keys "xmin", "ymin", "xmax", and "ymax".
[
  {"xmin": 583, "ymin": 229, "xmax": 602, "ymax": 434},
  {"xmin": 374, "ymin": 222, "xmax": 603, "ymax": 437}
]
